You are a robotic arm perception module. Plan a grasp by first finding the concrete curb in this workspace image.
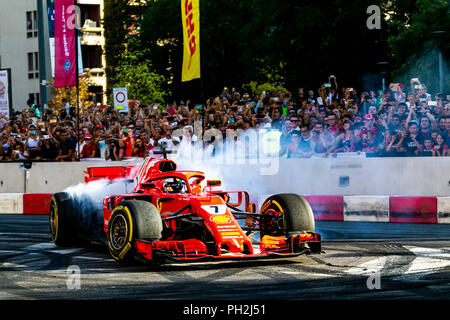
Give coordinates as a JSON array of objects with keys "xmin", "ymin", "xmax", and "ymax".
[{"xmin": 0, "ymin": 193, "xmax": 52, "ymax": 215}]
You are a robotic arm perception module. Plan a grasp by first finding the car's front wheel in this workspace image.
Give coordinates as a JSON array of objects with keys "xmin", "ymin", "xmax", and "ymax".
[
  {"xmin": 259, "ymin": 193, "xmax": 315, "ymax": 237},
  {"xmin": 107, "ymin": 200, "xmax": 162, "ymax": 263}
]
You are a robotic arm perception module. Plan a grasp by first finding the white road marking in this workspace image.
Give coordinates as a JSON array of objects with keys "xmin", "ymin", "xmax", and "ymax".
[
  {"xmin": 403, "ymin": 246, "xmax": 450, "ymax": 274},
  {"xmin": 345, "ymin": 256, "xmax": 388, "ymax": 275}
]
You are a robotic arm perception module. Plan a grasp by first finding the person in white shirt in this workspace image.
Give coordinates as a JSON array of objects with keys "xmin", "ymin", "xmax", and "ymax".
[{"xmin": 24, "ymin": 124, "xmax": 40, "ymax": 160}]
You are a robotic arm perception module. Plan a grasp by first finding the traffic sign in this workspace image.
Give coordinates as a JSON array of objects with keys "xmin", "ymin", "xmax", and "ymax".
[{"xmin": 113, "ymin": 87, "xmax": 128, "ymax": 113}]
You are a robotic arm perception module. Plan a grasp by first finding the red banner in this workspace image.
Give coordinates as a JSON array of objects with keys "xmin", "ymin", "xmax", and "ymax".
[{"xmin": 54, "ymin": 0, "xmax": 76, "ymax": 87}]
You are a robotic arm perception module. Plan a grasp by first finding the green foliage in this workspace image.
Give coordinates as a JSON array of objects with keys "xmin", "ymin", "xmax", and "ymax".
[
  {"xmin": 386, "ymin": 0, "xmax": 449, "ymax": 93},
  {"xmin": 110, "ymin": 50, "xmax": 170, "ymax": 104},
  {"xmin": 106, "ymin": 0, "xmax": 448, "ymax": 99},
  {"xmin": 103, "ymin": 1, "xmax": 169, "ymax": 104},
  {"xmin": 140, "ymin": 0, "xmax": 386, "ymax": 97},
  {"xmin": 242, "ymin": 81, "xmax": 287, "ymax": 96}
]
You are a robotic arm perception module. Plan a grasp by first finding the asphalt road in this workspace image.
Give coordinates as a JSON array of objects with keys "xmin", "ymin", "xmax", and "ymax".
[{"xmin": 1, "ymin": 215, "xmax": 450, "ymax": 300}]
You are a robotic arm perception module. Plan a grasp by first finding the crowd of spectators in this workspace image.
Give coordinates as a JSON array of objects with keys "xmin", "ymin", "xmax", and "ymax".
[{"xmin": 1, "ymin": 76, "xmax": 449, "ymax": 161}]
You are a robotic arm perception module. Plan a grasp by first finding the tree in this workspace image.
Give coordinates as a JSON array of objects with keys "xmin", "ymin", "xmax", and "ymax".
[
  {"xmin": 47, "ymin": 77, "xmax": 94, "ymax": 112},
  {"xmin": 140, "ymin": 0, "xmax": 390, "ymax": 99},
  {"xmin": 110, "ymin": 50, "xmax": 170, "ymax": 104},
  {"xmin": 103, "ymin": 0, "xmax": 148, "ymax": 95},
  {"xmin": 386, "ymin": 0, "xmax": 449, "ymax": 93}
]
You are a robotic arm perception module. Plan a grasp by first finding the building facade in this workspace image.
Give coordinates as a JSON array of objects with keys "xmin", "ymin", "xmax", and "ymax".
[
  {"xmin": 0, "ymin": 0, "xmax": 107, "ymax": 113},
  {"xmin": 79, "ymin": 0, "xmax": 106, "ymax": 105},
  {"xmin": 0, "ymin": 0, "xmax": 41, "ymax": 112}
]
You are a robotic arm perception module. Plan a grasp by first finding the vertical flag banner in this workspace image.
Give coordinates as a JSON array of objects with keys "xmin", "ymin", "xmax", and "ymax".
[
  {"xmin": 0, "ymin": 69, "xmax": 12, "ymax": 117},
  {"xmin": 54, "ymin": 0, "xmax": 76, "ymax": 87},
  {"xmin": 181, "ymin": 0, "xmax": 200, "ymax": 82},
  {"xmin": 47, "ymin": 0, "xmax": 56, "ymax": 78}
]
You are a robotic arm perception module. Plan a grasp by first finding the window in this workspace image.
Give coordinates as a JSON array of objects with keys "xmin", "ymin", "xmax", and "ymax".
[
  {"xmin": 26, "ymin": 11, "xmax": 38, "ymax": 38},
  {"xmin": 27, "ymin": 52, "xmax": 39, "ymax": 79},
  {"xmin": 28, "ymin": 53, "xmax": 34, "ymax": 71},
  {"xmin": 28, "ymin": 93, "xmax": 40, "ymax": 105}
]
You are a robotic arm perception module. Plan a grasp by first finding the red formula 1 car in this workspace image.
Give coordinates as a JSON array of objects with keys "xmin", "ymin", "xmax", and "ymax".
[{"xmin": 49, "ymin": 156, "xmax": 321, "ymax": 264}]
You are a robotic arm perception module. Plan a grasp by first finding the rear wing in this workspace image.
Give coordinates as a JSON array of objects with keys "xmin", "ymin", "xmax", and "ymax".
[{"xmin": 83, "ymin": 166, "xmax": 140, "ymax": 183}]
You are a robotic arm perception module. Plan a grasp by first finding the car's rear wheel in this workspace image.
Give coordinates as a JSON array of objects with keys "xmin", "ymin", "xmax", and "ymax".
[
  {"xmin": 107, "ymin": 200, "xmax": 162, "ymax": 263},
  {"xmin": 260, "ymin": 193, "xmax": 315, "ymax": 237},
  {"xmin": 49, "ymin": 192, "xmax": 77, "ymax": 246}
]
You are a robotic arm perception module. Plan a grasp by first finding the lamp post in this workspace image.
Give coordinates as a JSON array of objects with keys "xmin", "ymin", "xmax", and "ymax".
[{"xmin": 37, "ymin": 0, "xmax": 48, "ymax": 107}]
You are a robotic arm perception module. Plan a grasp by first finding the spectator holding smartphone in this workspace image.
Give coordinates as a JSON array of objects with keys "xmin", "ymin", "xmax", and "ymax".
[
  {"xmin": 132, "ymin": 136, "xmax": 146, "ymax": 157},
  {"xmin": 120, "ymin": 122, "xmax": 136, "ymax": 158},
  {"xmin": 24, "ymin": 124, "xmax": 41, "ymax": 160},
  {"xmin": 39, "ymin": 134, "xmax": 58, "ymax": 160},
  {"xmin": 396, "ymin": 121, "xmax": 423, "ymax": 156}
]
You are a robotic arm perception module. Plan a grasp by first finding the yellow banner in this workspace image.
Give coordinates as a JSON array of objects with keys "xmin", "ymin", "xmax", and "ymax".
[{"xmin": 181, "ymin": 0, "xmax": 200, "ymax": 82}]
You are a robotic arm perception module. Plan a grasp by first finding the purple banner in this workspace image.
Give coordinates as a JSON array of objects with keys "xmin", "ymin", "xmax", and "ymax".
[{"xmin": 54, "ymin": 0, "xmax": 76, "ymax": 87}]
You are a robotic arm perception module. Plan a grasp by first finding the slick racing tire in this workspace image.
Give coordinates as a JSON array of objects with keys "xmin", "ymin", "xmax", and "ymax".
[
  {"xmin": 260, "ymin": 193, "xmax": 315, "ymax": 237},
  {"xmin": 107, "ymin": 200, "xmax": 163, "ymax": 263},
  {"xmin": 49, "ymin": 192, "xmax": 77, "ymax": 246}
]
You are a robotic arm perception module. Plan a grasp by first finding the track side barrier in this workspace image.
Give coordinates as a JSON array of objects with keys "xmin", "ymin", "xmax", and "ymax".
[
  {"xmin": 0, "ymin": 194, "xmax": 24, "ymax": 214},
  {"xmin": 303, "ymin": 195, "xmax": 344, "ymax": 221},
  {"xmin": 344, "ymin": 196, "xmax": 389, "ymax": 222},
  {"xmin": 389, "ymin": 196, "xmax": 437, "ymax": 224},
  {"xmin": 437, "ymin": 197, "xmax": 450, "ymax": 224},
  {"xmin": 23, "ymin": 193, "xmax": 53, "ymax": 215},
  {"xmin": 0, "ymin": 193, "xmax": 445, "ymax": 224}
]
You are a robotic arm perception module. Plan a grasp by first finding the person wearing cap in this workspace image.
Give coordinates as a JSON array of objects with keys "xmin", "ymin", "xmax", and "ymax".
[
  {"xmin": 80, "ymin": 134, "xmax": 100, "ymax": 159},
  {"xmin": 362, "ymin": 113, "xmax": 378, "ymax": 135},
  {"xmin": 93, "ymin": 124, "xmax": 104, "ymax": 140},
  {"xmin": 24, "ymin": 124, "xmax": 41, "ymax": 160}
]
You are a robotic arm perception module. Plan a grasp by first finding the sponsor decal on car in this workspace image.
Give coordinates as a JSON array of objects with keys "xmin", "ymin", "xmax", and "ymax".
[
  {"xmin": 201, "ymin": 204, "xmax": 227, "ymax": 215},
  {"xmin": 210, "ymin": 215, "xmax": 232, "ymax": 224}
]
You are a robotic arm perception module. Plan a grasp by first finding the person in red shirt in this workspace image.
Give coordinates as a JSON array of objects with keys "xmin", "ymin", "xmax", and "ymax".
[
  {"xmin": 132, "ymin": 136, "xmax": 146, "ymax": 157},
  {"xmin": 120, "ymin": 123, "xmax": 135, "ymax": 158},
  {"xmin": 139, "ymin": 129, "xmax": 154, "ymax": 156},
  {"xmin": 80, "ymin": 134, "xmax": 100, "ymax": 158}
]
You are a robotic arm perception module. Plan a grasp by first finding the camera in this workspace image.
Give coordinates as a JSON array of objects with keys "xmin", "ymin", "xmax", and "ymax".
[{"xmin": 160, "ymin": 141, "xmax": 168, "ymax": 149}]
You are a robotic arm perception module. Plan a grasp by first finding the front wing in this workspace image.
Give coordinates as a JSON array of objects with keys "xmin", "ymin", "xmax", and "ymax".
[{"xmin": 135, "ymin": 232, "xmax": 321, "ymax": 263}]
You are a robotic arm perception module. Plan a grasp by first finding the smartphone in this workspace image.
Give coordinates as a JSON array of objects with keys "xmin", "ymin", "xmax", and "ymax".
[
  {"xmin": 414, "ymin": 85, "xmax": 422, "ymax": 89},
  {"xmin": 324, "ymin": 83, "xmax": 331, "ymax": 88},
  {"xmin": 195, "ymin": 105, "xmax": 202, "ymax": 110},
  {"xmin": 428, "ymin": 101, "xmax": 437, "ymax": 106},
  {"xmin": 50, "ymin": 119, "xmax": 57, "ymax": 124}
]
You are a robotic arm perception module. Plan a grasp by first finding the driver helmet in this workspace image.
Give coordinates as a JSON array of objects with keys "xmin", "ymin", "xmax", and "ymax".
[{"xmin": 162, "ymin": 177, "xmax": 187, "ymax": 194}]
